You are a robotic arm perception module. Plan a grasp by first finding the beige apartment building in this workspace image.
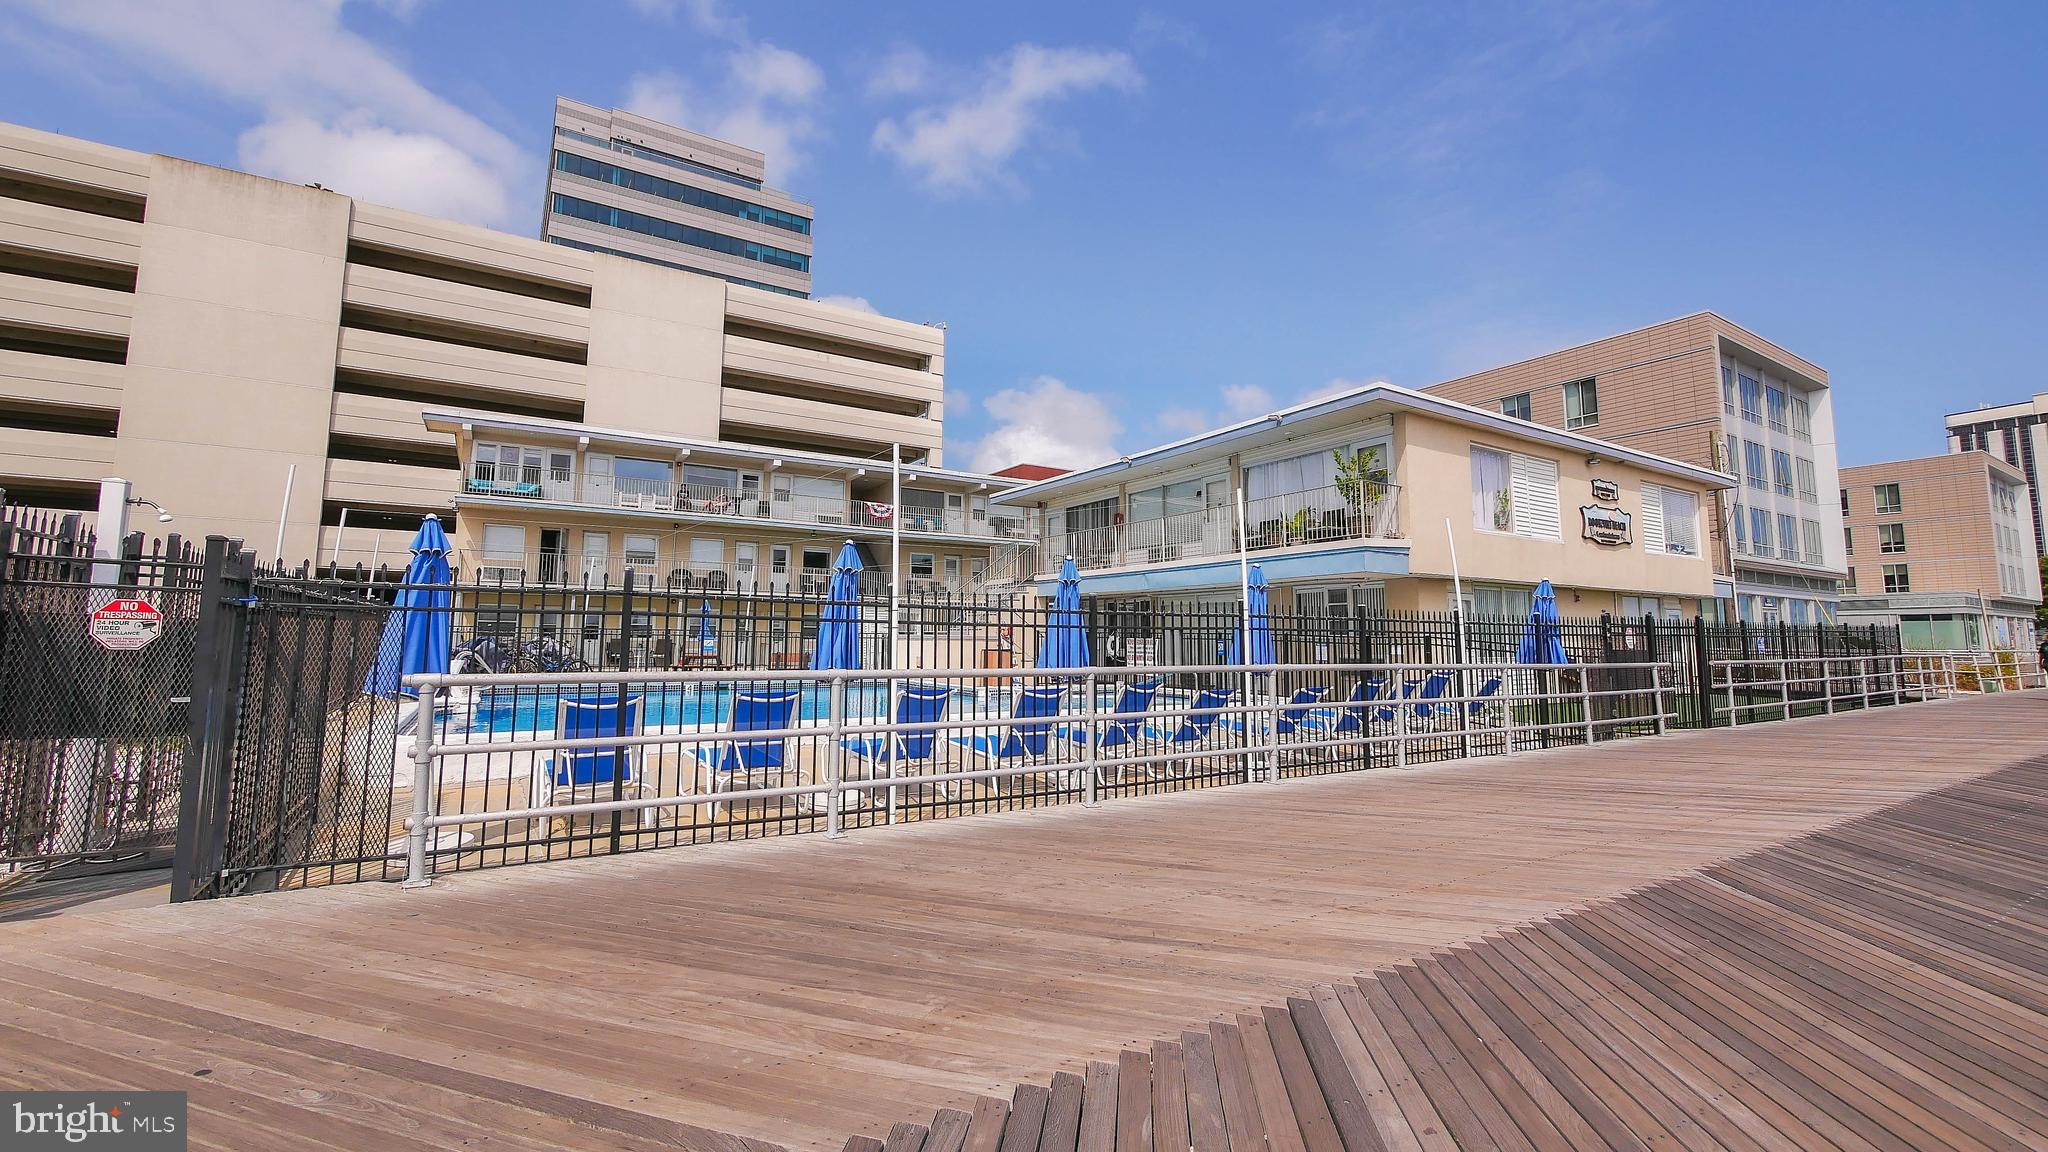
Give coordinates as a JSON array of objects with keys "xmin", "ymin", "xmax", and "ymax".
[
  {"xmin": 1946, "ymin": 391, "xmax": 2048, "ymax": 556},
  {"xmin": 0, "ymin": 118, "xmax": 994, "ymax": 586},
  {"xmin": 1426, "ymin": 313, "xmax": 1847, "ymax": 627},
  {"xmin": 1838, "ymin": 451, "xmax": 2041, "ymax": 652},
  {"xmin": 542, "ymin": 97, "xmax": 813, "ymax": 298},
  {"xmin": 992, "ymin": 383, "xmax": 1731, "ymax": 643}
]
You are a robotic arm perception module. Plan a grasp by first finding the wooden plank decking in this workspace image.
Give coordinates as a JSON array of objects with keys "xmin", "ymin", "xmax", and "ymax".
[
  {"xmin": 857, "ymin": 755, "xmax": 2048, "ymax": 1152},
  {"xmin": 2, "ymin": 692, "xmax": 2046, "ymax": 1150}
]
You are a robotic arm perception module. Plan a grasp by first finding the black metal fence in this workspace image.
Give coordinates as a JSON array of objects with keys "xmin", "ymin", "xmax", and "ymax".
[
  {"xmin": 0, "ymin": 525, "xmax": 1936, "ymax": 900},
  {"xmin": 0, "ymin": 503, "xmax": 202, "ymax": 876}
]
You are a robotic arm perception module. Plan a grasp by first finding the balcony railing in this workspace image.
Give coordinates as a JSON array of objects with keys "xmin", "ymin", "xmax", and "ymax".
[
  {"xmin": 458, "ymin": 550, "xmax": 1009, "ymax": 599},
  {"xmin": 460, "ymin": 457, "xmax": 1034, "ymax": 540},
  {"xmin": 1039, "ymin": 482, "xmax": 1400, "ymax": 576}
]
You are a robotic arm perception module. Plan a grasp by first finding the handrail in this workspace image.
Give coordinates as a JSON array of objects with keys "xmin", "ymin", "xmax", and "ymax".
[{"xmin": 399, "ymin": 658, "xmax": 1676, "ymax": 887}]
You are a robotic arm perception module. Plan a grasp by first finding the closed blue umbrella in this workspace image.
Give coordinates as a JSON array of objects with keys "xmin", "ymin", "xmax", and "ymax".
[
  {"xmin": 697, "ymin": 599, "xmax": 717, "ymax": 660},
  {"xmin": 1037, "ymin": 555, "xmax": 1091, "ymax": 670},
  {"xmin": 1515, "ymin": 579, "xmax": 1569, "ymax": 665},
  {"xmin": 364, "ymin": 515, "xmax": 454, "ymax": 698},
  {"xmin": 1228, "ymin": 565, "xmax": 1276, "ymax": 665},
  {"xmin": 811, "ymin": 540, "xmax": 864, "ymax": 671}
]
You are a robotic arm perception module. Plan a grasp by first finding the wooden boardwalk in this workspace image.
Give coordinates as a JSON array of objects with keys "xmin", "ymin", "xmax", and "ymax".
[
  {"xmin": 853, "ymin": 756, "xmax": 2048, "ymax": 1152},
  {"xmin": 1, "ymin": 692, "xmax": 2045, "ymax": 1150}
]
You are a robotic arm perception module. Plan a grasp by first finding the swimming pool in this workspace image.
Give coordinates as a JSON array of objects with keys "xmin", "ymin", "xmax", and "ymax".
[{"xmin": 450, "ymin": 680, "xmax": 1154, "ymax": 739}]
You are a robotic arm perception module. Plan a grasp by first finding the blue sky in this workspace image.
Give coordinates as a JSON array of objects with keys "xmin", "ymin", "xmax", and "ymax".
[{"xmin": 3, "ymin": 1, "xmax": 2043, "ymax": 473}]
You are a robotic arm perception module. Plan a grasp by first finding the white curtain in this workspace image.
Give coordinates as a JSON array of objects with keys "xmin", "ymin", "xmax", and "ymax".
[{"xmin": 1471, "ymin": 447, "xmax": 1510, "ymax": 531}]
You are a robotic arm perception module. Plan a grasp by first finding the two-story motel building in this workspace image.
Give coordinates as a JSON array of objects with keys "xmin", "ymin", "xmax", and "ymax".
[{"xmin": 991, "ymin": 383, "xmax": 1733, "ymax": 631}]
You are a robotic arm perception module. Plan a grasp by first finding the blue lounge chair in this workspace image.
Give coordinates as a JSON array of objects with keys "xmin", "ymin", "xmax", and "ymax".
[
  {"xmin": 1228, "ymin": 686, "xmax": 1329, "ymax": 737},
  {"xmin": 844, "ymin": 682, "xmax": 954, "ymax": 767},
  {"xmin": 1144, "ymin": 687, "xmax": 1237, "ymax": 745},
  {"xmin": 1058, "ymin": 680, "xmax": 1163, "ymax": 752},
  {"xmin": 1465, "ymin": 675, "xmax": 1504, "ymax": 724},
  {"xmin": 1304, "ymin": 675, "xmax": 1387, "ymax": 735},
  {"xmin": 1057, "ymin": 680, "xmax": 1162, "ymax": 784},
  {"xmin": 693, "ymin": 687, "xmax": 801, "ymax": 815},
  {"xmin": 535, "ymin": 693, "xmax": 646, "ymax": 826},
  {"xmin": 843, "ymin": 683, "xmax": 955, "ymax": 796},
  {"xmin": 952, "ymin": 685, "xmax": 1069, "ymax": 795},
  {"xmin": 1410, "ymin": 671, "xmax": 1455, "ymax": 721}
]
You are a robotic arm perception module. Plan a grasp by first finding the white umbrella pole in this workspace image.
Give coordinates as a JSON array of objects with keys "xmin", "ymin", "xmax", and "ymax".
[
  {"xmin": 274, "ymin": 462, "xmax": 296, "ymax": 565},
  {"xmin": 888, "ymin": 443, "xmax": 902, "ymax": 823},
  {"xmin": 1236, "ymin": 488, "xmax": 1259, "ymax": 781}
]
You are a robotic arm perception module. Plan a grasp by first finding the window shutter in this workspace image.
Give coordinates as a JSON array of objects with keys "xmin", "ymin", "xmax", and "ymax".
[
  {"xmin": 1509, "ymin": 454, "xmax": 1561, "ymax": 538},
  {"xmin": 1639, "ymin": 483, "xmax": 1666, "ymax": 553}
]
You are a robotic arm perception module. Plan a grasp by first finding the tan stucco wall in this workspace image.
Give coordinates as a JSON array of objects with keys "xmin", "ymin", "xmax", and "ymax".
[
  {"xmin": 113, "ymin": 158, "xmax": 348, "ymax": 559},
  {"xmin": 582, "ymin": 254, "xmax": 724, "ymax": 439},
  {"xmin": 1396, "ymin": 411, "xmax": 1719, "ymax": 602}
]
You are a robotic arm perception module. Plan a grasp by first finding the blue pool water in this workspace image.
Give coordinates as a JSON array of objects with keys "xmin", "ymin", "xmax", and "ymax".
[{"xmin": 455, "ymin": 681, "xmax": 1151, "ymax": 738}]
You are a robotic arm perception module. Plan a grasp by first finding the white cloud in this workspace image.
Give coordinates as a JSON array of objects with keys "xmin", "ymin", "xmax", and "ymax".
[
  {"xmin": 1221, "ymin": 384, "xmax": 1274, "ymax": 419},
  {"xmin": 1299, "ymin": 377, "xmax": 1387, "ymax": 406},
  {"xmin": 6, "ymin": 0, "xmax": 525, "ymax": 227},
  {"xmin": 1131, "ymin": 11, "xmax": 1205, "ymax": 56},
  {"xmin": 241, "ymin": 115, "xmax": 510, "ymax": 224},
  {"xmin": 625, "ymin": 40, "xmax": 824, "ymax": 177},
  {"xmin": 865, "ymin": 43, "xmax": 934, "ymax": 98},
  {"xmin": 1153, "ymin": 407, "xmax": 1213, "ymax": 438},
  {"xmin": 970, "ymin": 376, "xmax": 1122, "ymax": 473},
  {"xmin": 872, "ymin": 43, "xmax": 1142, "ymax": 194},
  {"xmin": 625, "ymin": 0, "xmax": 743, "ymax": 37},
  {"xmin": 812, "ymin": 294, "xmax": 878, "ymax": 314}
]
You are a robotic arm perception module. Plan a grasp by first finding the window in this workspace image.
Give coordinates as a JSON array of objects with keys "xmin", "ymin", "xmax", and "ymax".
[
  {"xmin": 1883, "ymin": 563, "xmax": 1911, "ymax": 593},
  {"xmin": 1771, "ymin": 449, "xmax": 1793, "ymax": 496},
  {"xmin": 1844, "ymin": 526, "xmax": 1853, "ymax": 555},
  {"xmin": 550, "ymin": 194, "xmax": 811, "ymax": 272},
  {"xmin": 1739, "ymin": 374, "xmax": 1763, "ymax": 423},
  {"xmin": 481, "ymin": 523, "xmax": 525, "ymax": 561},
  {"xmin": 1840, "ymin": 488, "xmax": 1849, "ymax": 515},
  {"xmin": 1732, "ymin": 503, "xmax": 1747, "ymax": 552},
  {"xmin": 623, "ymin": 533, "xmax": 658, "ymax": 569},
  {"xmin": 1795, "ymin": 456, "xmax": 1818, "ymax": 502},
  {"xmin": 1801, "ymin": 519, "xmax": 1823, "ymax": 563},
  {"xmin": 1766, "ymin": 386, "xmax": 1788, "ymax": 432},
  {"xmin": 1563, "ymin": 378, "xmax": 1598, "ymax": 428},
  {"xmin": 1878, "ymin": 523, "xmax": 1906, "ymax": 554},
  {"xmin": 1791, "ymin": 394, "xmax": 1812, "ymax": 440},
  {"xmin": 1750, "ymin": 507, "xmax": 1772, "ymax": 553},
  {"xmin": 1469, "ymin": 445, "xmax": 1560, "ymax": 538},
  {"xmin": 682, "ymin": 464, "xmax": 739, "ymax": 493},
  {"xmin": 1744, "ymin": 441, "xmax": 1767, "ymax": 490},
  {"xmin": 552, "ymin": 150, "xmax": 811, "ymax": 234},
  {"xmin": 1874, "ymin": 482, "xmax": 1902, "ymax": 514},
  {"xmin": 1724, "ymin": 434, "xmax": 1739, "ymax": 476},
  {"xmin": 555, "ymin": 126, "xmax": 766, "ymax": 190},
  {"xmin": 1790, "ymin": 598, "xmax": 1811, "ymax": 626},
  {"xmin": 1639, "ymin": 484, "xmax": 1700, "ymax": 556},
  {"xmin": 1500, "ymin": 392, "xmax": 1531, "ymax": 421},
  {"xmin": 1721, "ymin": 366, "xmax": 1733, "ymax": 413},
  {"xmin": 1847, "ymin": 565, "xmax": 1856, "ymax": 591},
  {"xmin": 910, "ymin": 552, "xmax": 935, "ymax": 578},
  {"xmin": 1777, "ymin": 513, "xmax": 1797, "ymax": 560},
  {"xmin": 472, "ymin": 608, "xmax": 521, "ymax": 638},
  {"xmin": 689, "ymin": 538, "xmax": 724, "ymax": 571}
]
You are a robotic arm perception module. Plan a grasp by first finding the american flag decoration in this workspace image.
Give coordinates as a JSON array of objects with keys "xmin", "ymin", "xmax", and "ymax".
[{"xmin": 863, "ymin": 501, "xmax": 896, "ymax": 521}]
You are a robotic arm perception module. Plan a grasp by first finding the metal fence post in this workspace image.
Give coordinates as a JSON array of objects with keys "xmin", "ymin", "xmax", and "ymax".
[
  {"xmin": 609, "ymin": 568, "xmax": 635, "ymax": 856},
  {"xmin": 825, "ymin": 675, "xmax": 846, "ymax": 838},
  {"xmin": 1822, "ymin": 655, "xmax": 1835, "ymax": 713},
  {"xmin": 1651, "ymin": 664, "xmax": 1667, "ymax": 736},
  {"xmin": 170, "ymin": 537, "xmax": 252, "ymax": 902},
  {"xmin": 1393, "ymin": 670, "xmax": 1408, "ymax": 769},
  {"xmin": 1780, "ymin": 657, "xmax": 1792, "ymax": 721},
  {"xmin": 1691, "ymin": 615, "xmax": 1711, "ymax": 729},
  {"xmin": 1082, "ymin": 670, "xmax": 1099, "ymax": 807},
  {"xmin": 1579, "ymin": 669, "xmax": 1595, "ymax": 745},
  {"xmin": 1891, "ymin": 656, "xmax": 1902, "ymax": 706},
  {"xmin": 403, "ymin": 685, "xmax": 436, "ymax": 888}
]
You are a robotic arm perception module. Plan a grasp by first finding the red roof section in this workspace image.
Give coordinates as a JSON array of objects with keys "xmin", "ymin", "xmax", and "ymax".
[{"xmin": 990, "ymin": 463, "xmax": 1068, "ymax": 482}]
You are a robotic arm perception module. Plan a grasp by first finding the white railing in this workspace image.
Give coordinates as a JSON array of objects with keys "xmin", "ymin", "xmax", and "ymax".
[
  {"xmin": 398, "ymin": 657, "xmax": 1676, "ymax": 887},
  {"xmin": 1039, "ymin": 484, "xmax": 1401, "ymax": 576},
  {"xmin": 1703, "ymin": 652, "xmax": 2043, "ymax": 723}
]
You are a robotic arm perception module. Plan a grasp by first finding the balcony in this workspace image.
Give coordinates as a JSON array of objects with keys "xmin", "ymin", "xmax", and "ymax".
[
  {"xmin": 460, "ymin": 457, "xmax": 1029, "ymax": 541},
  {"xmin": 1038, "ymin": 482, "xmax": 1401, "ymax": 576},
  {"xmin": 457, "ymin": 548, "xmax": 997, "ymax": 600}
]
